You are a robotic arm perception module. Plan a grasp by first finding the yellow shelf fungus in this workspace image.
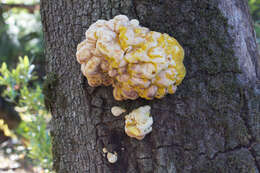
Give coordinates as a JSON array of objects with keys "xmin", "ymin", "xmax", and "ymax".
[
  {"xmin": 76, "ymin": 15, "xmax": 186, "ymax": 100},
  {"xmin": 124, "ymin": 105, "xmax": 153, "ymax": 140}
]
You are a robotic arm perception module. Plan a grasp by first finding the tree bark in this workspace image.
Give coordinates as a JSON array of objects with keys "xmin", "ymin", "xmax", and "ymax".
[{"xmin": 40, "ymin": 0, "xmax": 260, "ymax": 172}]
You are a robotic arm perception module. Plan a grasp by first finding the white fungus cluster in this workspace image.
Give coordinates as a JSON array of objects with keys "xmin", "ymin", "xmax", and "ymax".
[
  {"xmin": 76, "ymin": 15, "xmax": 186, "ymax": 100},
  {"xmin": 102, "ymin": 148, "xmax": 118, "ymax": 164},
  {"xmin": 124, "ymin": 105, "xmax": 153, "ymax": 140}
]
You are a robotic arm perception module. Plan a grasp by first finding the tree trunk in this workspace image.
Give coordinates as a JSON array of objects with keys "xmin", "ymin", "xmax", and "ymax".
[{"xmin": 40, "ymin": 0, "xmax": 260, "ymax": 172}]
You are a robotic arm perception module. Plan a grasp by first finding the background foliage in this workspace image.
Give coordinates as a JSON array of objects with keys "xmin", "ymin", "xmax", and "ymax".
[
  {"xmin": 0, "ymin": 57, "xmax": 52, "ymax": 171},
  {"xmin": 0, "ymin": 0, "xmax": 51, "ymax": 172}
]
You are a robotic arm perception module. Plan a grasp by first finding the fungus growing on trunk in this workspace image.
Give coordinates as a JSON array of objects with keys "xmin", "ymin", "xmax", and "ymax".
[
  {"xmin": 76, "ymin": 15, "xmax": 185, "ymax": 100},
  {"xmin": 107, "ymin": 152, "xmax": 118, "ymax": 163},
  {"xmin": 111, "ymin": 106, "xmax": 126, "ymax": 116},
  {"xmin": 124, "ymin": 105, "xmax": 153, "ymax": 140}
]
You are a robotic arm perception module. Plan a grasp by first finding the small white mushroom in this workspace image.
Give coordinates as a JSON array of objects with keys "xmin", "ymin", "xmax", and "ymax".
[
  {"xmin": 102, "ymin": 147, "xmax": 108, "ymax": 153},
  {"xmin": 107, "ymin": 152, "xmax": 118, "ymax": 163},
  {"xmin": 111, "ymin": 106, "xmax": 126, "ymax": 116}
]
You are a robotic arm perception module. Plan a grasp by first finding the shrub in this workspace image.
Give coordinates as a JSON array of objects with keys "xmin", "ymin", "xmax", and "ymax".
[{"xmin": 0, "ymin": 56, "xmax": 52, "ymax": 171}]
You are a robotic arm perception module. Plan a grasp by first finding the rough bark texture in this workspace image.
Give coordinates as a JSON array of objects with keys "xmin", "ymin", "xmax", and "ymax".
[{"xmin": 40, "ymin": 0, "xmax": 260, "ymax": 172}]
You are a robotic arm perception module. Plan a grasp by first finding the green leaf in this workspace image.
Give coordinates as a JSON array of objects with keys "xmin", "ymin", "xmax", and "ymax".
[
  {"xmin": 1, "ymin": 62, "xmax": 7, "ymax": 72},
  {"xmin": 24, "ymin": 56, "xmax": 30, "ymax": 67}
]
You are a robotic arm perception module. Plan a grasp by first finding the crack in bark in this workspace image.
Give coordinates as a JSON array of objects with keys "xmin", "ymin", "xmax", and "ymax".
[
  {"xmin": 210, "ymin": 145, "xmax": 247, "ymax": 161},
  {"xmin": 239, "ymin": 88, "xmax": 260, "ymax": 171},
  {"xmin": 132, "ymin": 0, "xmax": 140, "ymax": 21},
  {"xmin": 154, "ymin": 143, "xmax": 184, "ymax": 150},
  {"xmin": 136, "ymin": 156, "xmax": 152, "ymax": 160},
  {"xmin": 186, "ymin": 69, "xmax": 241, "ymax": 80}
]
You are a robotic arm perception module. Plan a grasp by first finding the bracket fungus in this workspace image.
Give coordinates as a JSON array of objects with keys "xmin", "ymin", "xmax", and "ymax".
[
  {"xmin": 76, "ymin": 15, "xmax": 186, "ymax": 100},
  {"xmin": 125, "ymin": 105, "xmax": 153, "ymax": 140}
]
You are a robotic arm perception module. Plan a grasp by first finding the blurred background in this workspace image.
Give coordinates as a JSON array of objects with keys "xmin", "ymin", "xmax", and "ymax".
[
  {"xmin": 0, "ymin": 0, "xmax": 259, "ymax": 172},
  {"xmin": 0, "ymin": 0, "xmax": 51, "ymax": 172}
]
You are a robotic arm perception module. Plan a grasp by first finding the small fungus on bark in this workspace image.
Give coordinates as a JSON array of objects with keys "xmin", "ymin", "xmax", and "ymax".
[
  {"xmin": 76, "ymin": 15, "xmax": 185, "ymax": 100},
  {"xmin": 107, "ymin": 152, "xmax": 118, "ymax": 163},
  {"xmin": 111, "ymin": 106, "xmax": 126, "ymax": 116},
  {"xmin": 124, "ymin": 105, "xmax": 153, "ymax": 140},
  {"xmin": 102, "ymin": 147, "xmax": 108, "ymax": 153}
]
